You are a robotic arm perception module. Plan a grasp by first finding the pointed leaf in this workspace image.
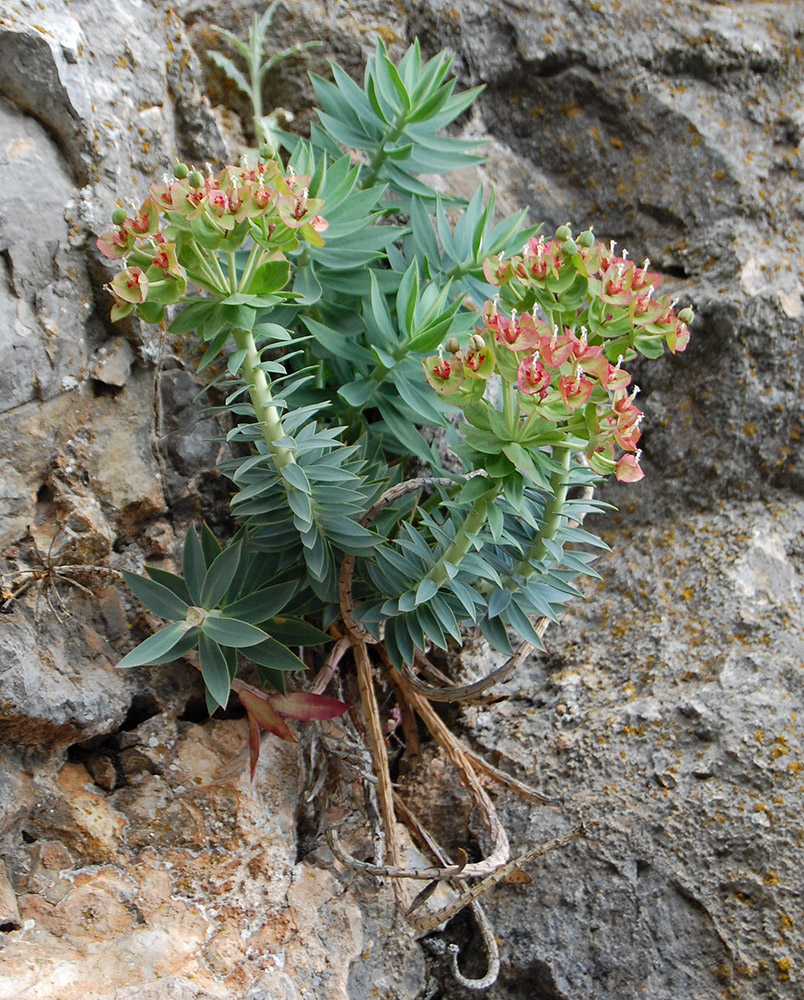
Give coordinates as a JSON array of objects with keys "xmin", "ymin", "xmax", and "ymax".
[
  {"xmin": 200, "ymin": 523, "xmax": 223, "ymax": 566},
  {"xmin": 206, "ymin": 50, "xmax": 252, "ymax": 97},
  {"xmin": 117, "ymin": 621, "xmax": 187, "ymax": 668},
  {"xmin": 182, "ymin": 526, "xmax": 205, "ymax": 605},
  {"xmin": 201, "ymin": 613, "xmax": 268, "ymax": 648},
  {"xmin": 238, "ymin": 687, "xmax": 297, "ymax": 743},
  {"xmin": 255, "ymin": 664, "xmax": 287, "ymax": 695},
  {"xmin": 222, "ymin": 583, "xmax": 298, "ymax": 623},
  {"xmin": 201, "ymin": 541, "xmax": 242, "ymax": 609},
  {"xmin": 198, "ymin": 633, "xmax": 231, "ymax": 709},
  {"xmin": 267, "ymin": 618, "xmax": 332, "ymax": 646},
  {"xmin": 269, "ymin": 691, "xmax": 350, "ymax": 721},
  {"xmin": 144, "ymin": 566, "xmax": 193, "ymax": 606},
  {"xmin": 246, "ymin": 636, "xmax": 307, "ymax": 671},
  {"xmin": 122, "ymin": 571, "xmax": 189, "ymax": 620}
]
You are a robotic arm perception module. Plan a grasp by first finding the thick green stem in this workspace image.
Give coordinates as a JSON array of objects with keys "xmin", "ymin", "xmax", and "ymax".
[
  {"xmin": 232, "ymin": 327, "xmax": 296, "ymax": 468},
  {"xmin": 513, "ymin": 445, "xmax": 572, "ymax": 577},
  {"xmin": 425, "ymin": 483, "xmax": 500, "ymax": 588},
  {"xmin": 364, "ymin": 115, "xmax": 408, "ymax": 186}
]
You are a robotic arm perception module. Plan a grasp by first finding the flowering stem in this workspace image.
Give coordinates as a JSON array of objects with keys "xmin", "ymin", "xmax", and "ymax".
[
  {"xmin": 227, "ymin": 251, "xmax": 238, "ymax": 294},
  {"xmin": 201, "ymin": 245, "xmax": 229, "ymax": 292},
  {"xmin": 231, "ymin": 327, "xmax": 296, "ymax": 468},
  {"xmin": 503, "ymin": 378, "xmax": 516, "ymax": 435},
  {"xmin": 513, "ymin": 444, "xmax": 572, "ymax": 577},
  {"xmin": 189, "ymin": 243, "xmax": 226, "ymax": 293},
  {"xmin": 424, "ymin": 483, "xmax": 501, "ymax": 589},
  {"xmin": 237, "ymin": 243, "xmax": 266, "ymax": 293}
]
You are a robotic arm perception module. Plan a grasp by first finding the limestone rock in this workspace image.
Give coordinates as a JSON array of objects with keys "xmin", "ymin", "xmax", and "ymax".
[
  {"xmin": 456, "ymin": 499, "xmax": 804, "ymax": 998},
  {"xmin": 0, "ymin": 717, "xmax": 421, "ymax": 1000}
]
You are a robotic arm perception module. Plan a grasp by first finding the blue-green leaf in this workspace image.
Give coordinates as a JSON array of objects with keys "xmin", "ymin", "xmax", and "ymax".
[
  {"xmin": 222, "ymin": 582, "xmax": 298, "ymax": 623},
  {"xmin": 201, "ymin": 613, "xmax": 268, "ymax": 647},
  {"xmin": 182, "ymin": 526, "xmax": 206, "ymax": 605},
  {"xmin": 201, "ymin": 541, "xmax": 242, "ymax": 609},
  {"xmin": 122, "ymin": 571, "xmax": 189, "ymax": 621},
  {"xmin": 142, "ymin": 567, "xmax": 192, "ymax": 608},
  {"xmin": 199, "ymin": 633, "xmax": 231, "ymax": 709},
  {"xmin": 246, "ymin": 636, "xmax": 307, "ymax": 671},
  {"xmin": 117, "ymin": 621, "xmax": 187, "ymax": 668}
]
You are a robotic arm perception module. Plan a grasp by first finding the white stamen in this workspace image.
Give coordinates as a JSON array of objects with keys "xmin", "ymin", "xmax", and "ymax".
[
  {"xmin": 621, "ymin": 248, "xmax": 629, "ymax": 261},
  {"xmin": 609, "ymin": 240, "xmax": 617, "ymax": 255}
]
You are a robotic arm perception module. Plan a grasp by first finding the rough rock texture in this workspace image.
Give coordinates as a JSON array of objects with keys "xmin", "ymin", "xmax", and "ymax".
[
  {"xmin": 1, "ymin": 0, "xmax": 804, "ymax": 998},
  {"xmin": 0, "ymin": 717, "xmax": 401, "ymax": 999}
]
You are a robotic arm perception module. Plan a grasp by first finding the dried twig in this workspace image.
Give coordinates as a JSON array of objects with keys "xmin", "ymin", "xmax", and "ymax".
[{"xmin": 409, "ymin": 824, "xmax": 589, "ymax": 934}]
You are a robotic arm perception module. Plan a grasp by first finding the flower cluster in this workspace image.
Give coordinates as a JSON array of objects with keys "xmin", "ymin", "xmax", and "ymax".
[
  {"xmin": 486, "ymin": 228, "xmax": 692, "ymax": 358},
  {"xmin": 424, "ymin": 226, "xmax": 694, "ymax": 483},
  {"xmin": 97, "ymin": 155, "xmax": 327, "ymax": 322}
]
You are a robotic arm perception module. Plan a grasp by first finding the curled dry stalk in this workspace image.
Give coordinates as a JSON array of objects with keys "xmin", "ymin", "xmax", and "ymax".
[{"xmin": 333, "ymin": 475, "xmax": 595, "ymax": 987}]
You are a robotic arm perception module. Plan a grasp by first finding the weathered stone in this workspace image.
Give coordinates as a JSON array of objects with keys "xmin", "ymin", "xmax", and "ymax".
[
  {"xmin": 454, "ymin": 498, "xmax": 804, "ymax": 998},
  {"xmin": 0, "ymin": 611, "xmax": 129, "ymax": 748},
  {"xmin": 23, "ymin": 763, "xmax": 127, "ymax": 864},
  {"xmin": 0, "ymin": 860, "xmax": 21, "ymax": 932},
  {"xmin": 0, "ymin": 100, "xmax": 90, "ymax": 407},
  {"xmin": 0, "ymin": 709, "xmax": 429, "ymax": 999},
  {"xmin": 91, "ymin": 337, "xmax": 134, "ymax": 388}
]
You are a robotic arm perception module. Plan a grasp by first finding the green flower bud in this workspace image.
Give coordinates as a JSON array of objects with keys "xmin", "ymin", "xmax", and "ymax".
[
  {"xmin": 111, "ymin": 208, "xmax": 127, "ymax": 226},
  {"xmin": 188, "ymin": 170, "xmax": 204, "ymax": 189},
  {"xmin": 561, "ymin": 238, "xmax": 579, "ymax": 256},
  {"xmin": 259, "ymin": 144, "xmax": 276, "ymax": 161},
  {"xmin": 677, "ymin": 307, "xmax": 694, "ymax": 324},
  {"xmin": 555, "ymin": 224, "xmax": 572, "ymax": 242},
  {"xmin": 445, "ymin": 336, "xmax": 461, "ymax": 354},
  {"xmin": 577, "ymin": 229, "xmax": 595, "ymax": 248},
  {"xmin": 173, "ymin": 162, "xmax": 190, "ymax": 179}
]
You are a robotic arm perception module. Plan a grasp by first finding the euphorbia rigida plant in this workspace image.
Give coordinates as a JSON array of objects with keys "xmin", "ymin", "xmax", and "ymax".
[{"xmin": 99, "ymin": 37, "xmax": 692, "ymax": 786}]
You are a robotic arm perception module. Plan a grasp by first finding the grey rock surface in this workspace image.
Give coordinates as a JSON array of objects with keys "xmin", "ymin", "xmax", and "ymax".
[{"xmin": 0, "ymin": 0, "xmax": 803, "ymax": 998}]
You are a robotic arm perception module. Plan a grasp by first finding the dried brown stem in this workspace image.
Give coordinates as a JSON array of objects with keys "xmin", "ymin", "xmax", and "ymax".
[
  {"xmin": 400, "ymin": 628, "xmax": 547, "ymax": 702},
  {"xmin": 352, "ymin": 638, "xmax": 410, "ymax": 910},
  {"xmin": 408, "ymin": 824, "xmax": 588, "ymax": 934},
  {"xmin": 310, "ymin": 634, "xmax": 352, "ymax": 695}
]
